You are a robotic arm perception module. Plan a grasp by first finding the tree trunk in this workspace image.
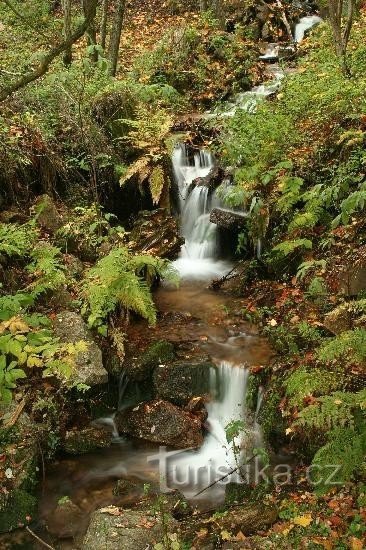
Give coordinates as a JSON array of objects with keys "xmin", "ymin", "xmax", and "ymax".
[
  {"xmin": 0, "ymin": 0, "xmax": 98, "ymax": 102},
  {"xmin": 211, "ymin": 0, "xmax": 225, "ymax": 29},
  {"xmin": 199, "ymin": 0, "xmax": 208, "ymax": 11},
  {"xmin": 62, "ymin": 0, "xmax": 72, "ymax": 66},
  {"xmin": 328, "ymin": 0, "xmax": 356, "ymax": 75},
  {"xmin": 82, "ymin": 0, "xmax": 98, "ymax": 61},
  {"xmin": 100, "ymin": 0, "xmax": 109, "ymax": 51},
  {"xmin": 108, "ymin": 0, "xmax": 126, "ymax": 76}
]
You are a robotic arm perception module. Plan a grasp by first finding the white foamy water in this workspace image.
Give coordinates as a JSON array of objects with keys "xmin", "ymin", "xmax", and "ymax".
[
  {"xmin": 172, "ymin": 143, "xmax": 231, "ymax": 280},
  {"xmin": 294, "ymin": 15, "xmax": 322, "ymax": 43}
]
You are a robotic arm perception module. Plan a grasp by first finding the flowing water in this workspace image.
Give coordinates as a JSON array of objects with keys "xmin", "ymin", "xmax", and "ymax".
[{"xmin": 294, "ymin": 15, "xmax": 323, "ymax": 43}]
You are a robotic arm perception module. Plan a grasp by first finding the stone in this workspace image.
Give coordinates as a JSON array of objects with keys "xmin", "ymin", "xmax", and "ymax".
[
  {"xmin": 53, "ymin": 311, "xmax": 108, "ymax": 386},
  {"xmin": 113, "ymin": 479, "xmax": 142, "ymax": 498},
  {"xmin": 125, "ymin": 340, "xmax": 175, "ymax": 381},
  {"xmin": 64, "ymin": 254, "xmax": 85, "ymax": 280},
  {"xmin": 338, "ymin": 265, "xmax": 366, "ymax": 297},
  {"xmin": 82, "ymin": 508, "xmax": 179, "ymax": 550},
  {"xmin": 323, "ymin": 304, "xmax": 353, "ymax": 335},
  {"xmin": 210, "ymin": 207, "xmax": 248, "ymax": 230},
  {"xmin": 191, "ymin": 164, "xmax": 223, "ymax": 191},
  {"xmin": 0, "ymin": 208, "xmax": 28, "ymax": 224},
  {"xmin": 0, "ymin": 404, "xmax": 38, "ymax": 533},
  {"xmin": 33, "ymin": 194, "xmax": 62, "ymax": 234},
  {"xmin": 153, "ymin": 361, "xmax": 214, "ymax": 406},
  {"xmin": 218, "ymin": 504, "xmax": 278, "ymax": 535},
  {"xmin": 45, "ymin": 498, "xmax": 84, "ymax": 539},
  {"xmin": 63, "ymin": 425, "xmax": 111, "ymax": 455},
  {"xmin": 129, "ymin": 209, "xmax": 184, "ymax": 260},
  {"xmin": 116, "ymin": 399, "xmax": 203, "ymax": 448}
]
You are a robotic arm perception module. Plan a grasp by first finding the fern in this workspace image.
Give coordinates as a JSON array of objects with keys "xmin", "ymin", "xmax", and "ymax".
[
  {"xmin": 317, "ymin": 328, "xmax": 366, "ymax": 364},
  {"xmin": 0, "ymin": 222, "xmax": 38, "ymax": 258},
  {"xmin": 271, "ymin": 238, "xmax": 312, "ymax": 257},
  {"xmin": 311, "ymin": 426, "xmax": 366, "ymax": 494},
  {"xmin": 288, "ymin": 211, "xmax": 319, "ymax": 232},
  {"xmin": 296, "ymin": 389, "xmax": 366, "ymax": 431},
  {"xmin": 82, "ymin": 247, "xmax": 177, "ymax": 332},
  {"xmin": 285, "ymin": 366, "xmax": 345, "ymax": 408},
  {"xmin": 296, "ymin": 259, "xmax": 326, "ymax": 281},
  {"xmin": 26, "ymin": 242, "xmax": 66, "ymax": 297}
]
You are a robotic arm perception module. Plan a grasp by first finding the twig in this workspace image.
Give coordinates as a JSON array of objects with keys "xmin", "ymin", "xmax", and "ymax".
[
  {"xmin": 194, "ymin": 453, "xmax": 257, "ymax": 497},
  {"xmin": 3, "ymin": 398, "xmax": 26, "ymax": 428},
  {"xmin": 26, "ymin": 527, "xmax": 55, "ymax": 550}
]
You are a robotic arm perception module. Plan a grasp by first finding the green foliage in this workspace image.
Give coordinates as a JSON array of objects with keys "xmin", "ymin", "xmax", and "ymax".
[
  {"xmin": 296, "ymin": 260, "xmax": 327, "ymax": 281},
  {"xmin": 57, "ymin": 205, "xmax": 124, "ymax": 255},
  {"xmin": 317, "ymin": 328, "xmax": 366, "ymax": 364},
  {"xmin": 82, "ymin": 247, "xmax": 177, "ymax": 332},
  {"xmin": 0, "ymin": 314, "xmax": 89, "ymax": 402},
  {"xmin": 27, "ymin": 242, "xmax": 66, "ymax": 296},
  {"xmin": 0, "ymin": 223, "xmax": 38, "ymax": 258},
  {"xmin": 305, "ymin": 277, "xmax": 328, "ymax": 303},
  {"xmin": 311, "ymin": 427, "xmax": 366, "ymax": 494},
  {"xmin": 285, "ymin": 366, "xmax": 345, "ymax": 408},
  {"xmin": 271, "ymin": 239, "xmax": 312, "ymax": 258}
]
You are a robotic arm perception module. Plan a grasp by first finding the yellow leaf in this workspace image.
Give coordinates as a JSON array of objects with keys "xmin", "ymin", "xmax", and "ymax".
[
  {"xmin": 350, "ymin": 537, "xmax": 364, "ymax": 550},
  {"xmin": 220, "ymin": 530, "xmax": 232, "ymax": 541},
  {"xmin": 293, "ymin": 514, "xmax": 312, "ymax": 527},
  {"xmin": 27, "ymin": 356, "xmax": 43, "ymax": 368},
  {"xmin": 285, "ymin": 427, "xmax": 294, "ymax": 435}
]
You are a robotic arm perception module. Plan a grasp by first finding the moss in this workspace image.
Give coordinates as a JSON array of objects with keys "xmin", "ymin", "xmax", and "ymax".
[
  {"xmin": 0, "ymin": 490, "xmax": 37, "ymax": 533},
  {"xmin": 257, "ymin": 387, "xmax": 286, "ymax": 452}
]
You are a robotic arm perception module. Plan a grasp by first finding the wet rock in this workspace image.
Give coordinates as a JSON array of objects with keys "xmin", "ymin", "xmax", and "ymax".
[
  {"xmin": 47, "ymin": 287, "xmax": 74, "ymax": 310},
  {"xmin": 153, "ymin": 361, "xmax": 214, "ymax": 406},
  {"xmin": 63, "ymin": 425, "xmax": 111, "ymax": 455},
  {"xmin": 125, "ymin": 340, "xmax": 175, "ymax": 382},
  {"xmin": 116, "ymin": 399, "xmax": 203, "ymax": 448},
  {"xmin": 185, "ymin": 396, "xmax": 208, "ymax": 424},
  {"xmin": 82, "ymin": 508, "xmax": 179, "ymax": 550},
  {"xmin": 191, "ymin": 164, "xmax": 223, "ymax": 191},
  {"xmin": 53, "ymin": 311, "xmax": 108, "ymax": 386},
  {"xmin": 161, "ymin": 490, "xmax": 193, "ymax": 520},
  {"xmin": 45, "ymin": 498, "xmax": 84, "ymax": 539},
  {"xmin": 210, "ymin": 207, "xmax": 248, "ymax": 230},
  {"xmin": 33, "ymin": 194, "xmax": 62, "ymax": 234},
  {"xmin": 129, "ymin": 208, "xmax": 183, "ymax": 260}
]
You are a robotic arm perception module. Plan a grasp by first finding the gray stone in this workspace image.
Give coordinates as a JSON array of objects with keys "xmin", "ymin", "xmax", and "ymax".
[
  {"xmin": 116, "ymin": 399, "xmax": 203, "ymax": 448},
  {"xmin": 82, "ymin": 508, "xmax": 179, "ymax": 550},
  {"xmin": 63, "ymin": 425, "xmax": 111, "ymax": 455},
  {"xmin": 338, "ymin": 265, "xmax": 366, "ymax": 296},
  {"xmin": 125, "ymin": 340, "xmax": 175, "ymax": 381},
  {"xmin": 53, "ymin": 311, "xmax": 108, "ymax": 386},
  {"xmin": 153, "ymin": 361, "xmax": 214, "ymax": 406},
  {"xmin": 323, "ymin": 304, "xmax": 353, "ymax": 335},
  {"xmin": 210, "ymin": 207, "xmax": 248, "ymax": 230}
]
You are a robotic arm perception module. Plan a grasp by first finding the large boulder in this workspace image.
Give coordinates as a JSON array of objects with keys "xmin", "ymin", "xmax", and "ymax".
[
  {"xmin": 129, "ymin": 209, "xmax": 184, "ymax": 260},
  {"xmin": 218, "ymin": 504, "xmax": 278, "ymax": 535},
  {"xmin": 33, "ymin": 194, "xmax": 62, "ymax": 234},
  {"xmin": 82, "ymin": 507, "xmax": 179, "ymax": 550},
  {"xmin": 210, "ymin": 207, "xmax": 248, "ymax": 230},
  {"xmin": 323, "ymin": 304, "xmax": 353, "ymax": 335},
  {"xmin": 153, "ymin": 361, "xmax": 214, "ymax": 406},
  {"xmin": 116, "ymin": 400, "xmax": 203, "ymax": 448},
  {"xmin": 53, "ymin": 311, "xmax": 108, "ymax": 386}
]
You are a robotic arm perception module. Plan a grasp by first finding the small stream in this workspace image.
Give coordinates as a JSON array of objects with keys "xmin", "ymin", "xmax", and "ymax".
[{"xmin": 3, "ymin": 15, "xmax": 322, "ymax": 547}]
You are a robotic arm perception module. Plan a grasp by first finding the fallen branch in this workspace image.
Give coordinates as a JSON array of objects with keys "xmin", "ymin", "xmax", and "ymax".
[
  {"xmin": 3, "ymin": 398, "xmax": 26, "ymax": 428},
  {"xmin": 26, "ymin": 527, "xmax": 55, "ymax": 550},
  {"xmin": 194, "ymin": 453, "xmax": 257, "ymax": 497},
  {"xmin": 0, "ymin": 0, "xmax": 98, "ymax": 102}
]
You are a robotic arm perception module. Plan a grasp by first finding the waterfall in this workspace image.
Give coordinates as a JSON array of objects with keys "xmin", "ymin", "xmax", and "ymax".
[
  {"xmin": 167, "ymin": 362, "xmax": 252, "ymax": 501},
  {"xmin": 294, "ymin": 15, "xmax": 322, "ymax": 43},
  {"xmin": 172, "ymin": 143, "xmax": 230, "ymax": 280}
]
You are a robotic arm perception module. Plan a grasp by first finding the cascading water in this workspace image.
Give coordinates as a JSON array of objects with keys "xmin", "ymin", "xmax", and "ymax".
[
  {"xmin": 164, "ymin": 362, "xmax": 251, "ymax": 501},
  {"xmin": 294, "ymin": 15, "xmax": 322, "ymax": 43},
  {"xmin": 172, "ymin": 143, "xmax": 231, "ymax": 280}
]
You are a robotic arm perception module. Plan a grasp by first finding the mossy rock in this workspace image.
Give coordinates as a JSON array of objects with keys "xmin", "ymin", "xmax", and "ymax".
[
  {"xmin": 0, "ymin": 490, "xmax": 37, "ymax": 533},
  {"xmin": 125, "ymin": 340, "xmax": 175, "ymax": 381}
]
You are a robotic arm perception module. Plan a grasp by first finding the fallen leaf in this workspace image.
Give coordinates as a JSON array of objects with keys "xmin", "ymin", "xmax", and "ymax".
[{"xmin": 293, "ymin": 514, "xmax": 312, "ymax": 527}]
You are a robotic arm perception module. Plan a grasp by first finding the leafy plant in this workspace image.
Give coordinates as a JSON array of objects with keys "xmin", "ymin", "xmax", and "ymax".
[{"xmin": 82, "ymin": 247, "xmax": 177, "ymax": 333}]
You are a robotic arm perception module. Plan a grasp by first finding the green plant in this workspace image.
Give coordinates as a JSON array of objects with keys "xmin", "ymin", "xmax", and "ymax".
[
  {"xmin": 27, "ymin": 242, "xmax": 66, "ymax": 296},
  {"xmin": 285, "ymin": 366, "xmax": 345, "ymax": 408},
  {"xmin": 0, "ymin": 222, "xmax": 38, "ymax": 258},
  {"xmin": 317, "ymin": 328, "xmax": 366, "ymax": 364},
  {"xmin": 82, "ymin": 246, "xmax": 177, "ymax": 333}
]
